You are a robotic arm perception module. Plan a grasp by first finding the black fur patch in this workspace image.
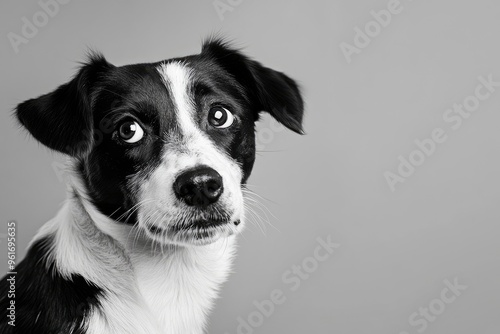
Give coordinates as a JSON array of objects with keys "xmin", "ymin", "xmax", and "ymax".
[{"xmin": 0, "ymin": 236, "xmax": 102, "ymax": 334}]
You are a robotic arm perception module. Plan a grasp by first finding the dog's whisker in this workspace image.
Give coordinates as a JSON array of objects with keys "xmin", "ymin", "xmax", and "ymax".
[
  {"xmin": 117, "ymin": 198, "xmax": 156, "ymax": 223},
  {"xmin": 241, "ymin": 188, "xmax": 280, "ymax": 207},
  {"xmin": 242, "ymin": 193, "xmax": 281, "ymax": 234},
  {"xmin": 241, "ymin": 207, "xmax": 265, "ymax": 236},
  {"xmin": 243, "ymin": 203, "xmax": 266, "ymax": 235},
  {"xmin": 129, "ymin": 206, "xmax": 160, "ymax": 251},
  {"xmin": 242, "ymin": 190, "xmax": 280, "ymax": 223},
  {"xmin": 155, "ymin": 211, "xmax": 171, "ymax": 257},
  {"xmin": 248, "ymin": 205, "xmax": 273, "ymax": 236}
]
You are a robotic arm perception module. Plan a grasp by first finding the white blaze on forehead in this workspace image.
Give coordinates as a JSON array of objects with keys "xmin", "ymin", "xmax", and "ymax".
[
  {"xmin": 139, "ymin": 61, "xmax": 244, "ymax": 241},
  {"xmin": 157, "ymin": 61, "xmax": 199, "ymax": 138},
  {"xmin": 155, "ymin": 61, "xmax": 242, "ymax": 182}
]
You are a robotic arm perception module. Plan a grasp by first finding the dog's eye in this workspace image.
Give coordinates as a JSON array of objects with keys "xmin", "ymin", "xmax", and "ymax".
[
  {"xmin": 208, "ymin": 106, "xmax": 234, "ymax": 129},
  {"xmin": 118, "ymin": 120, "xmax": 144, "ymax": 143}
]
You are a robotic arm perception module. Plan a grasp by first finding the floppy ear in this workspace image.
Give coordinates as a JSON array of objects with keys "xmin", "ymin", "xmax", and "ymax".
[
  {"xmin": 201, "ymin": 39, "xmax": 305, "ymax": 134},
  {"xmin": 15, "ymin": 53, "xmax": 113, "ymax": 156}
]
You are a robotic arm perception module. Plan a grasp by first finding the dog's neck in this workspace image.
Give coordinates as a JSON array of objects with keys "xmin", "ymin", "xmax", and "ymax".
[{"xmin": 35, "ymin": 179, "xmax": 236, "ymax": 334}]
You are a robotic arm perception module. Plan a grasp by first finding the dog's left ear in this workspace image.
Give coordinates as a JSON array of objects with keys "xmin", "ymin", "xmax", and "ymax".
[
  {"xmin": 15, "ymin": 52, "xmax": 114, "ymax": 156},
  {"xmin": 202, "ymin": 39, "xmax": 305, "ymax": 134}
]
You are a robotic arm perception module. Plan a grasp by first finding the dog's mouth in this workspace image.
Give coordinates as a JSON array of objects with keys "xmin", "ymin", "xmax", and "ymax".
[{"xmin": 146, "ymin": 218, "xmax": 241, "ymax": 245}]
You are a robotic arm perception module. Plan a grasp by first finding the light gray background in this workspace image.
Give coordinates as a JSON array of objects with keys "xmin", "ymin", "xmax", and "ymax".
[{"xmin": 1, "ymin": 1, "xmax": 499, "ymax": 333}]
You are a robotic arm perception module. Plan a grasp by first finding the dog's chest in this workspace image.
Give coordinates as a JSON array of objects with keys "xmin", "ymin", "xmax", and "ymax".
[{"xmin": 132, "ymin": 241, "xmax": 235, "ymax": 334}]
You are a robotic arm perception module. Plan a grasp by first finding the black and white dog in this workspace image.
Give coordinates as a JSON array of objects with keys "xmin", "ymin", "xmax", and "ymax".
[{"xmin": 0, "ymin": 39, "xmax": 304, "ymax": 334}]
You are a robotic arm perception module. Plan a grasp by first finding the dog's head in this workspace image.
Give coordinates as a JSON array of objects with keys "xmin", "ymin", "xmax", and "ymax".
[{"xmin": 16, "ymin": 39, "xmax": 304, "ymax": 246}]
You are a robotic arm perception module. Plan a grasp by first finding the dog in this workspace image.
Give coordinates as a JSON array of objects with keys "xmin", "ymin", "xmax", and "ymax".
[{"xmin": 0, "ymin": 38, "xmax": 304, "ymax": 334}]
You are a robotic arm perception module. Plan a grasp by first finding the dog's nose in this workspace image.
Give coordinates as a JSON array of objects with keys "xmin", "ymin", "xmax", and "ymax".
[{"xmin": 173, "ymin": 166, "xmax": 223, "ymax": 207}]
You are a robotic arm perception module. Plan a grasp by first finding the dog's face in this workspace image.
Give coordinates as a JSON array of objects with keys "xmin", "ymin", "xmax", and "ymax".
[{"xmin": 16, "ymin": 39, "xmax": 304, "ymax": 246}]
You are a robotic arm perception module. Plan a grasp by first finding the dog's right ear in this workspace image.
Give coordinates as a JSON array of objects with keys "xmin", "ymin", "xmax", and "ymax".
[
  {"xmin": 15, "ymin": 53, "xmax": 113, "ymax": 157},
  {"xmin": 201, "ymin": 38, "xmax": 305, "ymax": 134}
]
